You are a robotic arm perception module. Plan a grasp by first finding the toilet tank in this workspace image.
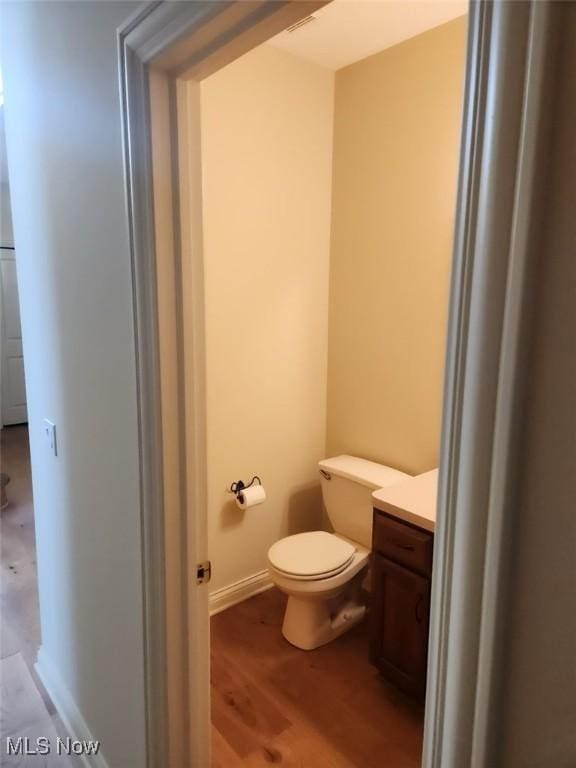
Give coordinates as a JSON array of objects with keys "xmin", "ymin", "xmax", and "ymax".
[{"xmin": 319, "ymin": 455, "xmax": 410, "ymax": 548}]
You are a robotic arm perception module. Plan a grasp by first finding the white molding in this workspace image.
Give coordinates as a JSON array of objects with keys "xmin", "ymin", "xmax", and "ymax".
[
  {"xmin": 117, "ymin": 12, "xmax": 169, "ymax": 768},
  {"xmin": 209, "ymin": 571, "xmax": 274, "ymax": 617},
  {"xmin": 117, "ymin": 4, "xmax": 326, "ymax": 767},
  {"xmin": 470, "ymin": 5, "xmax": 553, "ymax": 763},
  {"xmin": 423, "ymin": 3, "xmax": 554, "ymax": 767},
  {"xmin": 423, "ymin": 4, "xmax": 492, "ymax": 764},
  {"xmin": 35, "ymin": 646, "xmax": 110, "ymax": 768}
]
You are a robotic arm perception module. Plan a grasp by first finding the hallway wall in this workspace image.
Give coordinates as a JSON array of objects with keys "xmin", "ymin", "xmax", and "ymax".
[{"xmin": 1, "ymin": 4, "xmax": 147, "ymax": 767}]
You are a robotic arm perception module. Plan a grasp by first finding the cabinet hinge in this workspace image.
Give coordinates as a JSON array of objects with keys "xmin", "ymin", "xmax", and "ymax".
[{"xmin": 196, "ymin": 560, "xmax": 212, "ymax": 585}]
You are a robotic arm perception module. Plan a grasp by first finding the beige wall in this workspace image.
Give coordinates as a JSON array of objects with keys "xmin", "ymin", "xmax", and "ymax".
[
  {"xmin": 199, "ymin": 45, "xmax": 334, "ymax": 593},
  {"xmin": 326, "ymin": 17, "xmax": 467, "ymax": 475}
]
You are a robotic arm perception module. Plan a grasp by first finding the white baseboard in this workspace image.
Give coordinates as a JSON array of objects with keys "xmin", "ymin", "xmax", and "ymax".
[
  {"xmin": 209, "ymin": 570, "xmax": 274, "ymax": 616},
  {"xmin": 35, "ymin": 646, "xmax": 110, "ymax": 768},
  {"xmin": 35, "ymin": 576, "xmax": 273, "ymax": 767}
]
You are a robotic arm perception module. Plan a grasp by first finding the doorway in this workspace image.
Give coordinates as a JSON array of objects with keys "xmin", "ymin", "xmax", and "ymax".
[
  {"xmin": 120, "ymin": 1, "xmax": 548, "ymax": 766},
  {"xmin": 193, "ymin": 8, "xmax": 466, "ymax": 764},
  {"xmin": 143, "ymin": 1, "xmax": 468, "ymax": 763}
]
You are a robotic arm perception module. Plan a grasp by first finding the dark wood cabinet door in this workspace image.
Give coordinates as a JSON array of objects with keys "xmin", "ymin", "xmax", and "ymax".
[{"xmin": 370, "ymin": 553, "xmax": 430, "ymax": 699}]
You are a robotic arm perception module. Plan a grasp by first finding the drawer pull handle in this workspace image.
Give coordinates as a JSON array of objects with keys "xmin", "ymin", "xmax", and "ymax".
[{"xmin": 393, "ymin": 541, "xmax": 415, "ymax": 551}]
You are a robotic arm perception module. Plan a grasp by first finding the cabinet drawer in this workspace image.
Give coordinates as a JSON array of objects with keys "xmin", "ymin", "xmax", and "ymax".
[{"xmin": 373, "ymin": 512, "xmax": 433, "ymax": 576}]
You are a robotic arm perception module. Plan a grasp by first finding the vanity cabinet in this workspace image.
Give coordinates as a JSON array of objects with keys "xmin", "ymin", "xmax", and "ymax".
[{"xmin": 370, "ymin": 510, "xmax": 433, "ymax": 699}]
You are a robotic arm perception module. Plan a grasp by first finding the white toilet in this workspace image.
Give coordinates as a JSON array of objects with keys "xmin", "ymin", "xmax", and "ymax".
[{"xmin": 267, "ymin": 455, "xmax": 409, "ymax": 650}]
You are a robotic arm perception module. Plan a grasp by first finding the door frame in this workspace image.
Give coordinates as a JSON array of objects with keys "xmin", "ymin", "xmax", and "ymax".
[{"xmin": 118, "ymin": 1, "xmax": 552, "ymax": 766}]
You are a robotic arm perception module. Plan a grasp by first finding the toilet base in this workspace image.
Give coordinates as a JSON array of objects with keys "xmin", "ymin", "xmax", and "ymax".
[{"xmin": 281, "ymin": 573, "xmax": 367, "ymax": 650}]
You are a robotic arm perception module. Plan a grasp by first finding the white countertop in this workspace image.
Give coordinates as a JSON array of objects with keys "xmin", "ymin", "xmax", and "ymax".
[{"xmin": 372, "ymin": 469, "xmax": 438, "ymax": 532}]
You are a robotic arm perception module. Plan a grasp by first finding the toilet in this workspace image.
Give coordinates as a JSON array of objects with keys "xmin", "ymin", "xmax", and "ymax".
[{"xmin": 267, "ymin": 455, "xmax": 409, "ymax": 650}]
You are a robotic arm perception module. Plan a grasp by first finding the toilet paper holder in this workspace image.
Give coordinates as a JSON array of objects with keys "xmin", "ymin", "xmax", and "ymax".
[{"xmin": 229, "ymin": 476, "xmax": 262, "ymax": 499}]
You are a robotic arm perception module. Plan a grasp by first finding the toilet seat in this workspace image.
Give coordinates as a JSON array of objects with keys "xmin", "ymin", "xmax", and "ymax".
[{"xmin": 267, "ymin": 531, "xmax": 355, "ymax": 581}]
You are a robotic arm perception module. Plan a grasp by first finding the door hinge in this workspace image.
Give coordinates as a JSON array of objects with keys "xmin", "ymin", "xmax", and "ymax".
[{"xmin": 196, "ymin": 560, "xmax": 212, "ymax": 585}]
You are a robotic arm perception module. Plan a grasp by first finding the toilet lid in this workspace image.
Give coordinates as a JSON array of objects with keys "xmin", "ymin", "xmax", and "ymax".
[{"xmin": 268, "ymin": 531, "xmax": 355, "ymax": 578}]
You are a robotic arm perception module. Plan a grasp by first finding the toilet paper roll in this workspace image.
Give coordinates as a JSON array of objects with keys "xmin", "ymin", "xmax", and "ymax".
[{"xmin": 236, "ymin": 485, "xmax": 266, "ymax": 509}]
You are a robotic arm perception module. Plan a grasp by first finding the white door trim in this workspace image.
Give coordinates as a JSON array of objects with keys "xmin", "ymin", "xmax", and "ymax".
[
  {"xmin": 118, "ymin": 3, "xmax": 330, "ymax": 766},
  {"xmin": 118, "ymin": 2, "xmax": 554, "ymax": 766},
  {"xmin": 424, "ymin": 2, "xmax": 555, "ymax": 766}
]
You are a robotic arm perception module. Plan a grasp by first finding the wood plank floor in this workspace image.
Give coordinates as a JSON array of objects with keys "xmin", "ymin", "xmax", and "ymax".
[
  {"xmin": 2, "ymin": 425, "xmax": 423, "ymax": 765},
  {"xmin": 0, "ymin": 426, "xmax": 45, "ymax": 683},
  {"xmin": 0, "ymin": 653, "xmax": 71, "ymax": 767},
  {"xmin": 211, "ymin": 589, "xmax": 424, "ymax": 767},
  {"xmin": 0, "ymin": 425, "xmax": 79, "ymax": 760}
]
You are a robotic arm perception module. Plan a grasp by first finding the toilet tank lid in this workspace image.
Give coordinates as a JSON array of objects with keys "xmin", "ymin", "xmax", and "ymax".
[{"xmin": 318, "ymin": 455, "xmax": 411, "ymax": 490}]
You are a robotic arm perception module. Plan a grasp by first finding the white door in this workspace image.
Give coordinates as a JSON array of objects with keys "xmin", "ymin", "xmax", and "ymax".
[{"xmin": 0, "ymin": 247, "xmax": 27, "ymax": 425}]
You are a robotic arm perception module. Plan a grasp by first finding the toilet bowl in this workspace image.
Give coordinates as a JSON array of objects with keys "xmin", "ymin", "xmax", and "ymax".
[
  {"xmin": 268, "ymin": 530, "xmax": 370, "ymax": 650},
  {"xmin": 268, "ymin": 456, "xmax": 410, "ymax": 650}
]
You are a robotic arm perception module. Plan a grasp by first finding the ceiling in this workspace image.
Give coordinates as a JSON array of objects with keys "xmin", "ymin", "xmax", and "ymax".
[{"xmin": 268, "ymin": 0, "xmax": 467, "ymax": 71}]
